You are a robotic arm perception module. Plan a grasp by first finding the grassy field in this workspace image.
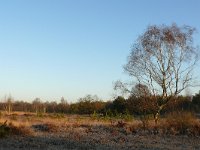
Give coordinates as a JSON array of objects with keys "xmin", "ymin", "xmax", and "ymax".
[{"xmin": 0, "ymin": 111, "xmax": 200, "ymax": 150}]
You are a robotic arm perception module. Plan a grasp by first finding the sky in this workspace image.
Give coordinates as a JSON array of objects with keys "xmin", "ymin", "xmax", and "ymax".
[{"xmin": 0, "ymin": 0, "xmax": 200, "ymax": 102}]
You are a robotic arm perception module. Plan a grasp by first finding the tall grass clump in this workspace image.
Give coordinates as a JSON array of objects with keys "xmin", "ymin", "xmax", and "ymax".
[
  {"xmin": 0, "ymin": 121, "xmax": 32, "ymax": 138},
  {"xmin": 162, "ymin": 111, "xmax": 200, "ymax": 135},
  {"xmin": 8, "ymin": 122, "xmax": 33, "ymax": 136}
]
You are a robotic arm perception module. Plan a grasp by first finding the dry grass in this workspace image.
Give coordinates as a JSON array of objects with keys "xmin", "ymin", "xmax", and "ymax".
[
  {"xmin": 160, "ymin": 112, "xmax": 200, "ymax": 136},
  {"xmin": 0, "ymin": 120, "xmax": 33, "ymax": 138},
  {"xmin": 0, "ymin": 111, "xmax": 200, "ymax": 149},
  {"xmin": 8, "ymin": 122, "xmax": 33, "ymax": 136},
  {"xmin": 1, "ymin": 111, "xmax": 200, "ymax": 136}
]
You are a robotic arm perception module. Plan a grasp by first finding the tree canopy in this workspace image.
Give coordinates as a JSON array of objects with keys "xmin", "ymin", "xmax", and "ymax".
[{"xmin": 125, "ymin": 24, "xmax": 199, "ymax": 98}]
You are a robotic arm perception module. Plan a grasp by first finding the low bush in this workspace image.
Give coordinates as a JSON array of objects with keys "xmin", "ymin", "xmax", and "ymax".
[
  {"xmin": 162, "ymin": 111, "xmax": 200, "ymax": 135},
  {"xmin": 49, "ymin": 113, "xmax": 65, "ymax": 119},
  {"xmin": 9, "ymin": 123, "xmax": 32, "ymax": 136},
  {"xmin": 0, "ymin": 121, "xmax": 10, "ymax": 138},
  {"xmin": 0, "ymin": 121, "xmax": 32, "ymax": 138}
]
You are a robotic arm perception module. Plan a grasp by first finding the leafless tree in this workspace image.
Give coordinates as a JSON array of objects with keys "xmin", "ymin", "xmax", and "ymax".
[
  {"xmin": 3, "ymin": 95, "xmax": 14, "ymax": 115},
  {"xmin": 124, "ymin": 24, "xmax": 199, "ymax": 123},
  {"xmin": 32, "ymin": 98, "xmax": 41, "ymax": 114},
  {"xmin": 132, "ymin": 83, "xmax": 151, "ymax": 98},
  {"xmin": 4, "ymin": 95, "xmax": 13, "ymax": 115}
]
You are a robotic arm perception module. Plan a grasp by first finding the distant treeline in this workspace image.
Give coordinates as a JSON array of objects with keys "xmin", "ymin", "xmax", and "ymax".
[{"xmin": 0, "ymin": 92, "xmax": 200, "ymax": 116}]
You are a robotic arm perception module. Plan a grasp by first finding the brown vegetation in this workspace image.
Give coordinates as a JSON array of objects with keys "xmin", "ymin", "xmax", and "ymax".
[{"xmin": 0, "ymin": 111, "xmax": 200, "ymax": 149}]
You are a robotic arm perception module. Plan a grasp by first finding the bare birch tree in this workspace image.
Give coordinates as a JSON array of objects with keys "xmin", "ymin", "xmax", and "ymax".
[
  {"xmin": 4, "ymin": 95, "xmax": 13, "ymax": 115},
  {"xmin": 124, "ymin": 24, "xmax": 199, "ymax": 123}
]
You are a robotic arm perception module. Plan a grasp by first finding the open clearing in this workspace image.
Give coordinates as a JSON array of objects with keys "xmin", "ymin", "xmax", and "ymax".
[{"xmin": 0, "ymin": 112, "xmax": 200, "ymax": 150}]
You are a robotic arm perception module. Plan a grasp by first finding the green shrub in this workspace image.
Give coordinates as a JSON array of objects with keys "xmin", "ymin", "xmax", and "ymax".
[
  {"xmin": 50, "ymin": 113, "xmax": 65, "ymax": 119},
  {"xmin": 36, "ymin": 112, "xmax": 44, "ymax": 117}
]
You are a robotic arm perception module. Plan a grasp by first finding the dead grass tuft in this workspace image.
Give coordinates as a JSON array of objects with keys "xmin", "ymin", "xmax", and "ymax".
[
  {"xmin": 0, "ymin": 120, "xmax": 33, "ymax": 137},
  {"xmin": 8, "ymin": 122, "xmax": 33, "ymax": 136},
  {"xmin": 160, "ymin": 112, "xmax": 200, "ymax": 136}
]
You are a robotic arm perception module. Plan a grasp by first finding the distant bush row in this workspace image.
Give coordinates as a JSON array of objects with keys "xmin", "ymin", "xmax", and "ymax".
[{"xmin": 0, "ymin": 92, "xmax": 200, "ymax": 116}]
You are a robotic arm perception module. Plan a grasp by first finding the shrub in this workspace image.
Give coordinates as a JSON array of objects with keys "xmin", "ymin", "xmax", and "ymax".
[
  {"xmin": 36, "ymin": 112, "xmax": 44, "ymax": 117},
  {"xmin": 123, "ymin": 113, "xmax": 134, "ymax": 122},
  {"xmin": 139, "ymin": 114, "xmax": 152, "ymax": 130},
  {"xmin": 8, "ymin": 123, "xmax": 32, "ymax": 136},
  {"xmin": 0, "ymin": 121, "xmax": 10, "ymax": 138},
  {"xmin": 50, "ymin": 113, "xmax": 65, "ymax": 119},
  {"xmin": 189, "ymin": 123, "xmax": 200, "ymax": 136},
  {"xmin": 163, "ymin": 111, "xmax": 200, "ymax": 135},
  {"xmin": 0, "ymin": 121, "xmax": 32, "ymax": 138}
]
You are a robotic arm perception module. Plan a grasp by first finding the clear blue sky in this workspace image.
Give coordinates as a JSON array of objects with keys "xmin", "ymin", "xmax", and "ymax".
[{"xmin": 0, "ymin": 0, "xmax": 200, "ymax": 102}]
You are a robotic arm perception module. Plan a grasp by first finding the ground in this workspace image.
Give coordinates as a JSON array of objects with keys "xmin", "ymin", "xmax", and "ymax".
[{"xmin": 0, "ymin": 112, "xmax": 200, "ymax": 150}]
